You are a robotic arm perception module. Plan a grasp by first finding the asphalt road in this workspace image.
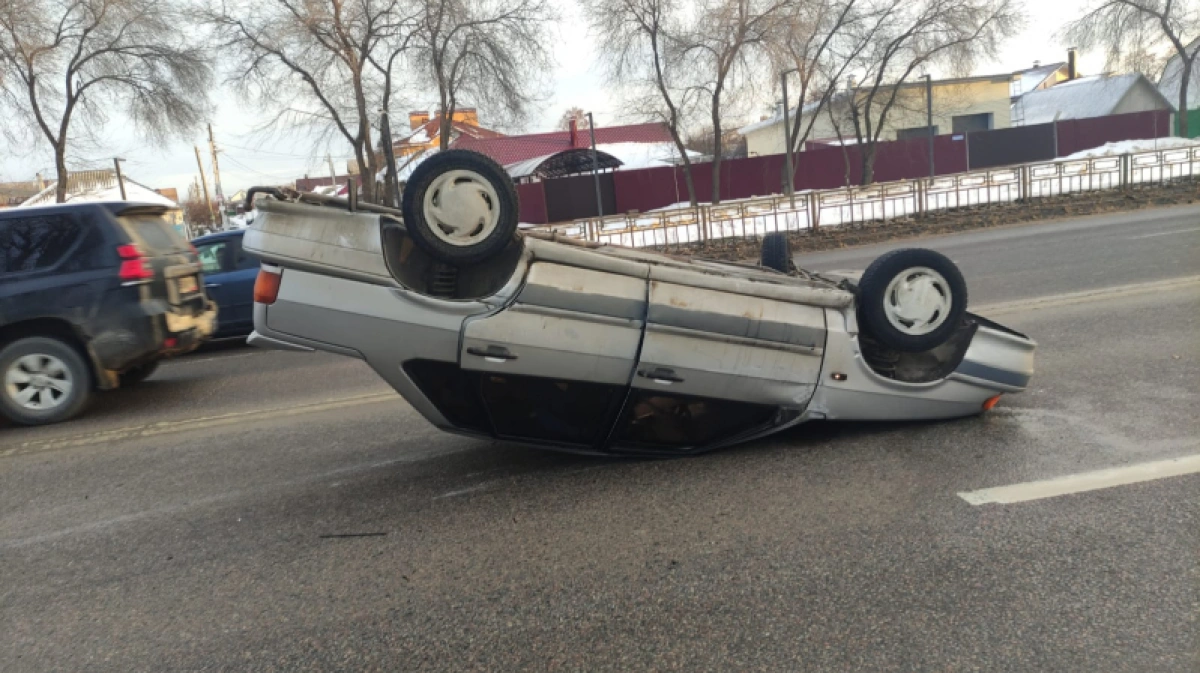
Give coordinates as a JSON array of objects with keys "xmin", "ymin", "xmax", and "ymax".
[{"xmin": 2, "ymin": 206, "xmax": 1198, "ymax": 671}]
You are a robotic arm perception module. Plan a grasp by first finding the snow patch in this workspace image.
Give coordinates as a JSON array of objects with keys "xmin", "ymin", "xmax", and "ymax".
[{"xmin": 1061, "ymin": 137, "xmax": 1200, "ymax": 160}]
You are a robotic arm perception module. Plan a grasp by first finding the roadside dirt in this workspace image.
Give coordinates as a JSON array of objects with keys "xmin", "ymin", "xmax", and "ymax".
[{"xmin": 663, "ymin": 178, "xmax": 1200, "ymax": 260}]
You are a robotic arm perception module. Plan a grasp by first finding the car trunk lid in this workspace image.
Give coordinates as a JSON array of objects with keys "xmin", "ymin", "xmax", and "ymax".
[{"xmin": 115, "ymin": 208, "xmax": 207, "ymax": 316}]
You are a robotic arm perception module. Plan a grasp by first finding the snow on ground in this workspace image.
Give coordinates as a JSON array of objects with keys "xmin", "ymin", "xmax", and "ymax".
[{"xmin": 1061, "ymin": 137, "xmax": 1200, "ymax": 160}]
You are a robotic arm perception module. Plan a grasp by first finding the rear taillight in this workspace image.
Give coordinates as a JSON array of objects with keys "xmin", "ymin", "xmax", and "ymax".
[
  {"xmin": 254, "ymin": 265, "xmax": 282, "ymax": 304},
  {"xmin": 117, "ymin": 244, "xmax": 153, "ymax": 282}
]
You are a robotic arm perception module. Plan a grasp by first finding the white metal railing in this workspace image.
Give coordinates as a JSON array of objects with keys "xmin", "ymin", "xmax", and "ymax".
[{"xmin": 525, "ymin": 146, "xmax": 1200, "ymax": 248}]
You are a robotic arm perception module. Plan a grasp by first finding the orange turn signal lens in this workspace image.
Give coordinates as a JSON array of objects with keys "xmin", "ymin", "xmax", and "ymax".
[
  {"xmin": 253, "ymin": 266, "xmax": 282, "ymax": 305},
  {"xmin": 982, "ymin": 394, "xmax": 1002, "ymax": 411}
]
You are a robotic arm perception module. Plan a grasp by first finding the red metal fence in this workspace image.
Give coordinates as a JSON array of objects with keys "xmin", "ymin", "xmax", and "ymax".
[{"xmin": 517, "ymin": 109, "xmax": 1172, "ymax": 224}]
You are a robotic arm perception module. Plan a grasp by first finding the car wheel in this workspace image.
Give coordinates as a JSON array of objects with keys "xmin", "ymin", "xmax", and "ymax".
[
  {"xmin": 119, "ymin": 360, "xmax": 160, "ymax": 387},
  {"xmin": 760, "ymin": 232, "xmax": 792, "ymax": 273},
  {"xmin": 0, "ymin": 336, "xmax": 91, "ymax": 425},
  {"xmin": 401, "ymin": 150, "xmax": 519, "ymax": 266},
  {"xmin": 856, "ymin": 248, "xmax": 967, "ymax": 353}
]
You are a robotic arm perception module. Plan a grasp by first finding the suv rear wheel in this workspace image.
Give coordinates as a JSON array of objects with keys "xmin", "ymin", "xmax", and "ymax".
[{"xmin": 0, "ymin": 336, "xmax": 91, "ymax": 425}]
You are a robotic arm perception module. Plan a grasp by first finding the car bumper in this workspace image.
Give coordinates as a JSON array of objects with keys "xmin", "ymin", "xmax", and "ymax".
[{"xmin": 89, "ymin": 299, "xmax": 218, "ymax": 380}]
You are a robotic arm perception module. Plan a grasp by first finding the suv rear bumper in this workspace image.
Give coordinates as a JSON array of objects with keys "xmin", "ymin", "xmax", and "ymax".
[{"xmin": 89, "ymin": 299, "xmax": 218, "ymax": 383}]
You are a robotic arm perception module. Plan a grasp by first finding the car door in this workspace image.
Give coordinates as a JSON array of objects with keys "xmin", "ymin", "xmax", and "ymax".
[
  {"xmin": 613, "ymin": 272, "xmax": 827, "ymax": 453},
  {"xmin": 458, "ymin": 262, "xmax": 647, "ymax": 449},
  {"xmin": 220, "ymin": 234, "xmax": 260, "ymax": 332},
  {"xmin": 194, "ymin": 237, "xmax": 239, "ymax": 336}
]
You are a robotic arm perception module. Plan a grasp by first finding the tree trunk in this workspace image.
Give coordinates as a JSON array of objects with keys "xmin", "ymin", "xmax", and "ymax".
[
  {"xmin": 860, "ymin": 144, "xmax": 876, "ymax": 186},
  {"xmin": 705, "ymin": 100, "xmax": 724, "ymax": 203},
  {"xmin": 669, "ymin": 134, "xmax": 698, "ymax": 207},
  {"xmin": 54, "ymin": 144, "xmax": 69, "ymax": 203},
  {"xmin": 1179, "ymin": 60, "xmax": 1192, "ymax": 138},
  {"xmin": 681, "ymin": 163, "xmax": 698, "ymax": 207}
]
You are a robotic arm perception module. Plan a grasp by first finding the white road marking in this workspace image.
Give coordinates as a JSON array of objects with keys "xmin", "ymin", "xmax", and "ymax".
[
  {"xmin": 958, "ymin": 453, "xmax": 1200, "ymax": 505},
  {"xmin": 1128, "ymin": 226, "xmax": 1200, "ymax": 240},
  {"xmin": 972, "ymin": 275, "xmax": 1200, "ymax": 316}
]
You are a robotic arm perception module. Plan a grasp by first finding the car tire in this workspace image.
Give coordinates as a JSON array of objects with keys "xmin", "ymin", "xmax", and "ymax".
[
  {"xmin": 760, "ymin": 232, "xmax": 792, "ymax": 273},
  {"xmin": 119, "ymin": 360, "xmax": 160, "ymax": 387},
  {"xmin": 856, "ymin": 248, "xmax": 968, "ymax": 353},
  {"xmin": 401, "ymin": 150, "xmax": 520, "ymax": 266},
  {"xmin": 0, "ymin": 336, "xmax": 91, "ymax": 425}
]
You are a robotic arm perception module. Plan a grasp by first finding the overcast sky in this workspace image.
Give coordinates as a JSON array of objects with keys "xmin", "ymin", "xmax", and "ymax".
[{"xmin": 1, "ymin": 0, "xmax": 1112, "ymax": 198}]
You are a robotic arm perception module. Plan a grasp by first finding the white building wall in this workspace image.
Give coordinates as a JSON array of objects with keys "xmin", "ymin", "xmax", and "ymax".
[{"xmin": 743, "ymin": 78, "xmax": 1013, "ymax": 157}]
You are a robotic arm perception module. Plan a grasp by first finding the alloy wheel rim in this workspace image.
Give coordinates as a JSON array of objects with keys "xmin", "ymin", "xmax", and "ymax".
[
  {"xmin": 882, "ymin": 267, "xmax": 952, "ymax": 336},
  {"xmin": 4, "ymin": 353, "xmax": 73, "ymax": 411},
  {"xmin": 422, "ymin": 169, "xmax": 501, "ymax": 247}
]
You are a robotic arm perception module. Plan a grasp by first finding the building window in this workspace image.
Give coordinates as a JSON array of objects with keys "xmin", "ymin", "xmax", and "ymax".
[
  {"xmin": 952, "ymin": 113, "xmax": 993, "ymax": 133},
  {"xmin": 896, "ymin": 126, "xmax": 938, "ymax": 140}
]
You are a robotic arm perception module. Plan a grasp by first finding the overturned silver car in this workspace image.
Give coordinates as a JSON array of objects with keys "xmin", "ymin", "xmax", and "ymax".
[{"xmin": 243, "ymin": 150, "xmax": 1035, "ymax": 456}]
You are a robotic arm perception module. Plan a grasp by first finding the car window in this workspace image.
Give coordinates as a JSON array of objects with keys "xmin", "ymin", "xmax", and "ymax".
[
  {"xmin": 229, "ymin": 236, "xmax": 259, "ymax": 270},
  {"xmin": 480, "ymin": 373, "xmax": 621, "ymax": 445},
  {"xmin": 118, "ymin": 212, "xmax": 189, "ymax": 255},
  {"xmin": 196, "ymin": 241, "xmax": 228, "ymax": 274},
  {"xmin": 614, "ymin": 391, "xmax": 775, "ymax": 449},
  {"xmin": 0, "ymin": 215, "xmax": 82, "ymax": 274}
]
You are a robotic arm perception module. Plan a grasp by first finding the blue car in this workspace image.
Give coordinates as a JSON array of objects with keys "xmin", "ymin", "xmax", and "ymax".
[{"xmin": 192, "ymin": 230, "xmax": 259, "ymax": 338}]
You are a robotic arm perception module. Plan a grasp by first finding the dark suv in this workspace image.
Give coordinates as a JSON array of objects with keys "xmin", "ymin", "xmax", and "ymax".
[{"xmin": 0, "ymin": 202, "xmax": 217, "ymax": 425}]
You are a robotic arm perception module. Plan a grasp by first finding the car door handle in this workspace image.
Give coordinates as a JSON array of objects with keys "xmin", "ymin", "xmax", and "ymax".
[
  {"xmin": 205, "ymin": 283, "xmax": 219, "ymax": 288},
  {"xmin": 467, "ymin": 345, "xmax": 518, "ymax": 363},
  {"xmin": 638, "ymin": 367, "xmax": 684, "ymax": 384}
]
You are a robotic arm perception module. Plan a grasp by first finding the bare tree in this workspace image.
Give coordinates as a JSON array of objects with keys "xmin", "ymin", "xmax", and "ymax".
[
  {"xmin": 557, "ymin": 105, "xmax": 590, "ymax": 130},
  {"xmin": 838, "ymin": 0, "xmax": 1021, "ymax": 185},
  {"xmin": 770, "ymin": 0, "xmax": 878, "ymax": 162},
  {"xmin": 683, "ymin": 0, "xmax": 794, "ymax": 203},
  {"xmin": 1065, "ymin": 1, "xmax": 1200, "ymax": 137},
  {"xmin": 0, "ymin": 0, "xmax": 211, "ymax": 202},
  {"xmin": 411, "ymin": 0, "xmax": 554, "ymax": 150},
  {"xmin": 203, "ymin": 0, "xmax": 414, "ymax": 202},
  {"xmin": 183, "ymin": 179, "xmax": 215, "ymax": 232},
  {"xmin": 589, "ymin": 0, "xmax": 703, "ymax": 206}
]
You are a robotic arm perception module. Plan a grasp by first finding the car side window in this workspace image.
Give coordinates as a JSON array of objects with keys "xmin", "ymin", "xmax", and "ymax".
[
  {"xmin": 0, "ymin": 215, "xmax": 82, "ymax": 274},
  {"xmin": 229, "ymin": 236, "xmax": 259, "ymax": 270},
  {"xmin": 614, "ymin": 391, "xmax": 776, "ymax": 450},
  {"xmin": 196, "ymin": 241, "xmax": 228, "ymax": 274}
]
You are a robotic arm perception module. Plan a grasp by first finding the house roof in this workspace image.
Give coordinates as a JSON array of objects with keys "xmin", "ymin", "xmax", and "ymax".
[
  {"xmin": 1011, "ymin": 62, "xmax": 1067, "ymax": 96},
  {"xmin": 393, "ymin": 118, "xmax": 505, "ymax": 149},
  {"xmin": 452, "ymin": 122, "xmax": 674, "ymax": 166},
  {"xmin": 1020, "ymin": 73, "xmax": 1174, "ymax": 124},
  {"xmin": 20, "ymin": 170, "xmax": 179, "ymax": 208},
  {"xmin": 1158, "ymin": 38, "xmax": 1200, "ymax": 109},
  {"xmin": 505, "ymin": 149, "xmax": 624, "ymax": 179}
]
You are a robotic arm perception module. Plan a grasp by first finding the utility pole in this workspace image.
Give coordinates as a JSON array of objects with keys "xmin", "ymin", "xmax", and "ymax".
[
  {"xmin": 924, "ymin": 74, "xmax": 935, "ymax": 178},
  {"xmin": 208, "ymin": 124, "xmax": 225, "ymax": 223},
  {"xmin": 327, "ymin": 154, "xmax": 337, "ymax": 188},
  {"xmin": 587, "ymin": 112, "xmax": 603, "ymax": 218},
  {"xmin": 780, "ymin": 69, "xmax": 798, "ymax": 206},
  {"xmin": 113, "ymin": 158, "xmax": 127, "ymax": 200},
  {"xmin": 194, "ymin": 145, "xmax": 216, "ymax": 226}
]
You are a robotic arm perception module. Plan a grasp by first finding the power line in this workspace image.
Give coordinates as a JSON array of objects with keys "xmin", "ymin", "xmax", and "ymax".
[
  {"xmin": 220, "ymin": 141, "xmax": 358, "ymax": 161},
  {"xmin": 220, "ymin": 154, "xmax": 299, "ymax": 180}
]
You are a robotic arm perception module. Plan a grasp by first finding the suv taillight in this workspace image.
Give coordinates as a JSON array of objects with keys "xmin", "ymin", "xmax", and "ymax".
[
  {"xmin": 254, "ymin": 264, "xmax": 282, "ymax": 304},
  {"xmin": 117, "ymin": 244, "xmax": 154, "ymax": 282}
]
